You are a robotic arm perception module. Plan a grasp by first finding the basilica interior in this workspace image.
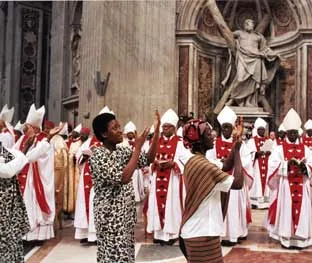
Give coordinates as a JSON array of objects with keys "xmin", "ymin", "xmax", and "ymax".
[{"xmin": 1, "ymin": 0, "xmax": 312, "ymax": 262}]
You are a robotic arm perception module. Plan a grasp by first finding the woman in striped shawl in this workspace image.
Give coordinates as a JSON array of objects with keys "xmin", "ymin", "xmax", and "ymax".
[{"xmin": 179, "ymin": 119, "xmax": 244, "ymax": 263}]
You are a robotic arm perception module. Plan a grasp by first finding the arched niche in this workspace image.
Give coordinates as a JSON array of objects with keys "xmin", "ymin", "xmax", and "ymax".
[{"xmin": 176, "ymin": 0, "xmax": 312, "ymax": 126}]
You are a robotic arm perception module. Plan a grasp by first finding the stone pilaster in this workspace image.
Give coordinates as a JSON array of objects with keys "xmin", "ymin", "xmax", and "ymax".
[{"xmin": 79, "ymin": 1, "xmax": 177, "ymax": 130}]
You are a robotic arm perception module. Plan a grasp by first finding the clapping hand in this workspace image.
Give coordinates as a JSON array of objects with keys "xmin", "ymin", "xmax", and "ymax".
[
  {"xmin": 153, "ymin": 110, "xmax": 160, "ymax": 134},
  {"xmin": 233, "ymin": 116, "xmax": 243, "ymax": 141},
  {"xmin": 48, "ymin": 122, "xmax": 65, "ymax": 141},
  {"xmin": 135, "ymin": 127, "xmax": 150, "ymax": 150}
]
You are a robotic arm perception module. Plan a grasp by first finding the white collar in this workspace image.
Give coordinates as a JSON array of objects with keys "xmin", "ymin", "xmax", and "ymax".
[
  {"xmin": 221, "ymin": 135, "xmax": 232, "ymax": 142},
  {"xmin": 286, "ymin": 137, "xmax": 300, "ymax": 144}
]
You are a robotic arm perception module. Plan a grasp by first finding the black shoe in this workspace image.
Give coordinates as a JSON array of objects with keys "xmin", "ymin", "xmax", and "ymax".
[
  {"xmin": 153, "ymin": 239, "xmax": 161, "ymax": 244},
  {"xmin": 167, "ymin": 239, "xmax": 177, "ymax": 246},
  {"xmin": 221, "ymin": 240, "xmax": 237, "ymax": 247},
  {"xmin": 80, "ymin": 238, "xmax": 88, "ymax": 244},
  {"xmin": 238, "ymin": 236, "xmax": 247, "ymax": 241},
  {"xmin": 281, "ymin": 244, "xmax": 303, "ymax": 250},
  {"xmin": 159, "ymin": 240, "xmax": 166, "ymax": 246}
]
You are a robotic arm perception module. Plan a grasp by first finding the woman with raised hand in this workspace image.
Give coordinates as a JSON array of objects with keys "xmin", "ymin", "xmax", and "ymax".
[
  {"xmin": 89, "ymin": 110, "xmax": 160, "ymax": 263},
  {"xmin": 179, "ymin": 119, "xmax": 244, "ymax": 263}
]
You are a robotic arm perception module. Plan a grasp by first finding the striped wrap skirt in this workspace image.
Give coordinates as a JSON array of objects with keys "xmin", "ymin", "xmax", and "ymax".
[{"xmin": 180, "ymin": 236, "xmax": 223, "ymax": 263}]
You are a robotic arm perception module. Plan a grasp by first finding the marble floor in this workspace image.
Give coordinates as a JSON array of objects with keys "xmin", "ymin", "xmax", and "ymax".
[{"xmin": 25, "ymin": 209, "xmax": 312, "ymax": 263}]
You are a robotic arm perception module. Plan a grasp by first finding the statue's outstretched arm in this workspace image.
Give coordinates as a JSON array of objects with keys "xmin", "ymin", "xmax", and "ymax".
[{"xmin": 206, "ymin": 0, "xmax": 235, "ymax": 52}]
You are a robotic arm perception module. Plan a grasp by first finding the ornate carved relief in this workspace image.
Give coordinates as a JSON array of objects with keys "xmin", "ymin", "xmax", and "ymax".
[
  {"xmin": 198, "ymin": 6, "xmax": 221, "ymax": 38},
  {"xmin": 71, "ymin": 24, "xmax": 81, "ymax": 95},
  {"xmin": 178, "ymin": 46, "xmax": 189, "ymax": 116},
  {"xmin": 271, "ymin": 1, "xmax": 296, "ymax": 37},
  {"xmin": 20, "ymin": 8, "xmax": 40, "ymax": 120},
  {"xmin": 197, "ymin": 0, "xmax": 297, "ymax": 39},
  {"xmin": 198, "ymin": 55, "xmax": 212, "ymax": 119},
  {"xmin": 278, "ymin": 55, "xmax": 296, "ymax": 119}
]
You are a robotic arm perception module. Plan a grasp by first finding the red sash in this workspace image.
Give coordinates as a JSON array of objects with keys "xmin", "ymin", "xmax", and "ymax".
[
  {"xmin": 18, "ymin": 133, "xmax": 52, "ymax": 214},
  {"xmin": 215, "ymin": 137, "xmax": 252, "ymax": 224},
  {"xmin": 283, "ymin": 142, "xmax": 305, "ymax": 230},
  {"xmin": 302, "ymin": 135, "xmax": 312, "ymax": 148},
  {"xmin": 254, "ymin": 136, "xmax": 269, "ymax": 195},
  {"xmin": 17, "ymin": 135, "xmax": 30, "ymax": 195},
  {"xmin": 82, "ymin": 136, "xmax": 102, "ymax": 221},
  {"xmin": 153, "ymin": 135, "xmax": 180, "ymax": 228},
  {"xmin": 33, "ymin": 133, "xmax": 52, "ymax": 215},
  {"xmin": 215, "ymin": 137, "xmax": 233, "ymax": 173}
]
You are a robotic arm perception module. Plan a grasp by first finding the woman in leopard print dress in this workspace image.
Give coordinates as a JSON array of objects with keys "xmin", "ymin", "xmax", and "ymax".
[
  {"xmin": 0, "ymin": 146, "xmax": 30, "ymax": 263},
  {"xmin": 89, "ymin": 111, "xmax": 160, "ymax": 263}
]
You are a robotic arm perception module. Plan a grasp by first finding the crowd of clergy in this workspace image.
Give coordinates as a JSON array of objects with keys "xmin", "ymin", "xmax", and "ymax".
[{"xmin": 1, "ymin": 102, "xmax": 312, "ymax": 262}]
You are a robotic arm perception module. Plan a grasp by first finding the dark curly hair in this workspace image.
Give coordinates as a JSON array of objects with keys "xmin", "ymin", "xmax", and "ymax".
[{"xmin": 92, "ymin": 113, "xmax": 116, "ymax": 142}]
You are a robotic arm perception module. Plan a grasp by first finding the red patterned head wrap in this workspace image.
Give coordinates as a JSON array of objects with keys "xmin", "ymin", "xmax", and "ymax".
[
  {"xmin": 44, "ymin": 120, "xmax": 55, "ymax": 129},
  {"xmin": 80, "ymin": 127, "xmax": 91, "ymax": 136},
  {"xmin": 183, "ymin": 119, "xmax": 212, "ymax": 149}
]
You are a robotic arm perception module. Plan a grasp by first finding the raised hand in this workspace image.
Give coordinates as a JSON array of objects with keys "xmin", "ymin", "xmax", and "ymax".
[
  {"xmin": 153, "ymin": 110, "xmax": 160, "ymax": 134},
  {"xmin": 233, "ymin": 116, "xmax": 243, "ymax": 142},
  {"xmin": 49, "ymin": 122, "xmax": 65, "ymax": 138},
  {"xmin": 135, "ymin": 127, "xmax": 150, "ymax": 150}
]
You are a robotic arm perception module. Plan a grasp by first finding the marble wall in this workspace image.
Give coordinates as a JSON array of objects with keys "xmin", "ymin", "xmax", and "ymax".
[
  {"xmin": 176, "ymin": 0, "xmax": 312, "ymax": 127},
  {"xmin": 78, "ymin": 1, "xmax": 177, "ymax": 129},
  {"xmin": 3, "ymin": 0, "xmax": 312, "ymax": 130}
]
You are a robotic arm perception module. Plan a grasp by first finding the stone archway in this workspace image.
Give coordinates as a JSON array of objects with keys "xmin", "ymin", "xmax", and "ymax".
[{"xmin": 176, "ymin": 0, "xmax": 312, "ymax": 126}]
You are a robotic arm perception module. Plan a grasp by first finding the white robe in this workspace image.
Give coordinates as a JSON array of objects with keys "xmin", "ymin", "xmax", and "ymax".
[
  {"xmin": 266, "ymin": 140, "xmax": 312, "ymax": 247},
  {"xmin": 74, "ymin": 138, "xmax": 96, "ymax": 241},
  {"xmin": 14, "ymin": 135, "xmax": 55, "ymax": 240},
  {"xmin": 206, "ymin": 137, "xmax": 253, "ymax": 242},
  {"xmin": 147, "ymin": 139, "xmax": 192, "ymax": 241},
  {"xmin": 246, "ymin": 136, "xmax": 271, "ymax": 208},
  {"xmin": 0, "ymin": 130, "xmax": 14, "ymax": 148}
]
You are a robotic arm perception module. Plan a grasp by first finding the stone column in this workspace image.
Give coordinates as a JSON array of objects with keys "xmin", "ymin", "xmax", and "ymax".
[
  {"xmin": 0, "ymin": 4, "xmax": 6, "ymax": 107},
  {"xmin": 49, "ymin": 1, "xmax": 68, "ymax": 123},
  {"xmin": 79, "ymin": 1, "xmax": 177, "ymax": 130}
]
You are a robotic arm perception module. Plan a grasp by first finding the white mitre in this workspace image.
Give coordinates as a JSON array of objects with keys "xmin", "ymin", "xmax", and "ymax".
[
  {"xmin": 0, "ymin": 104, "xmax": 14, "ymax": 123},
  {"xmin": 217, "ymin": 106, "xmax": 237, "ymax": 126},
  {"xmin": 254, "ymin": 117, "xmax": 267, "ymax": 129},
  {"xmin": 25, "ymin": 104, "xmax": 45, "ymax": 130},
  {"xmin": 304, "ymin": 119, "xmax": 312, "ymax": 130},
  {"xmin": 124, "ymin": 121, "xmax": 136, "ymax": 134},
  {"xmin": 161, "ymin": 109, "xmax": 179, "ymax": 127},
  {"xmin": 99, "ymin": 105, "xmax": 115, "ymax": 115},
  {"xmin": 278, "ymin": 123, "xmax": 285, "ymax": 132},
  {"xmin": 73, "ymin": 123, "xmax": 82, "ymax": 133},
  {"xmin": 14, "ymin": 121, "xmax": 24, "ymax": 134},
  {"xmin": 59, "ymin": 122, "xmax": 69, "ymax": 136},
  {"xmin": 283, "ymin": 108, "xmax": 302, "ymax": 131}
]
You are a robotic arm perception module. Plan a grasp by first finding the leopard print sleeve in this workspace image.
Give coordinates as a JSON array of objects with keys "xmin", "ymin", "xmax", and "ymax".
[
  {"xmin": 138, "ymin": 151, "xmax": 148, "ymax": 168},
  {"xmin": 90, "ymin": 146, "xmax": 134, "ymax": 187}
]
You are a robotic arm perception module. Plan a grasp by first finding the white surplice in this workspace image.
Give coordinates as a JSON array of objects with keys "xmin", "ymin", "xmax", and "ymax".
[
  {"xmin": 266, "ymin": 139, "xmax": 312, "ymax": 248},
  {"xmin": 14, "ymin": 135, "xmax": 55, "ymax": 240},
  {"xmin": 246, "ymin": 136, "xmax": 271, "ymax": 208},
  {"xmin": 0, "ymin": 130, "xmax": 14, "ymax": 148},
  {"xmin": 206, "ymin": 137, "xmax": 253, "ymax": 242},
  {"xmin": 74, "ymin": 138, "xmax": 96, "ymax": 241},
  {"xmin": 147, "ymin": 138, "xmax": 192, "ymax": 241}
]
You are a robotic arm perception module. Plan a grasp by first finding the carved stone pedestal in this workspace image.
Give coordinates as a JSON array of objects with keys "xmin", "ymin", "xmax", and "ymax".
[
  {"xmin": 230, "ymin": 106, "xmax": 273, "ymax": 118},
  {"xmin": 230, "ymin": 106, "xmax": 274, "ymax": 134}
]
